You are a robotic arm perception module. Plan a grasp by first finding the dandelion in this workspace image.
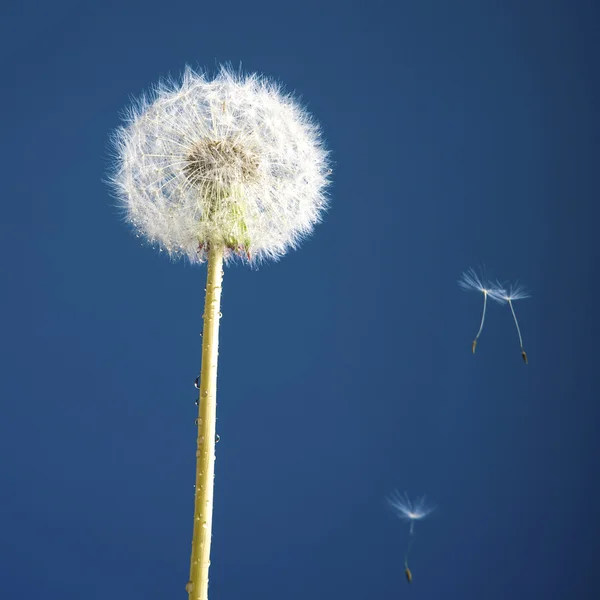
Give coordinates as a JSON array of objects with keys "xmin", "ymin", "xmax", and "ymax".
[
  {"xmin": 458, "ymin": 269, "xmax": 506, "ymax": 353},
  {"xmin": 387, "ymin": 491, "xmax": 435, "ymax": 583},
  {"xmin": 495, "ymin": 283, "xmax": 530, "ymax": 364},
  {"xmin": 108, "ymin": 66, "xmax": 330, "ymax": 600}
]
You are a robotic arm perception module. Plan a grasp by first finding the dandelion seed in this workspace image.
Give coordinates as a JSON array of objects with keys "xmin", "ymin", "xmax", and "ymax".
[
  {"xmin": 108, "ymin": 65, "xmax": 331, "ymax": 600},
  {"xmin": 387, "ymin": 491, "xmax": 435, "ymax": 583},
  {"xmin": 458, "ymin": 269, "xmax": 505, "ymax": 353},
  {"xmin": 495, "ymin": 283, "xmax": 530, "ymax": 364}
]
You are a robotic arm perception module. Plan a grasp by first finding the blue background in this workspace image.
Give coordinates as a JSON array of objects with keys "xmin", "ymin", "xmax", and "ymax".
[{"xmin": 2, "ymin": 0, "xmax": 599, "ymax": 598}]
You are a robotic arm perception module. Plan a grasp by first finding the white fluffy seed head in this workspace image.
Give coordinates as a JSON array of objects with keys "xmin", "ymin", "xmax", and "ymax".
[
  {"xmin": 387, "ymin": 491, "xmax": 435, "ymax": 522},
  {"xmin": 496, "ymin": 282, "xmax": 530, "ymax": 302},
  {"xmin": 108, "ymin": 66, "xmax": 331, "ymax": 265},
  {"xmin": 459, "ymin": 268, "xmax": 507, "ymax": 304}
]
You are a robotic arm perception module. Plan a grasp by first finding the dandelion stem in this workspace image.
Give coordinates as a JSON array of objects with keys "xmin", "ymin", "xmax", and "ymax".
[
  {"xmin": 404, "ymin": 536, "xmax": 414, "ymax": 567},
  {"xmin": 477, "ymin": 291, "xmax": 488, "ymax": 340},
  {"xmin": 404, "ymin": 522, "xmax": 415, "ymax": 569},
  {"xmin": 508, "ymin": 299, "xmax": 524, "ymax": 349},
  {"xmin": 187, "ymin": 245, "xmax": 224, "ymax": 600},
  {"xmin": 508, "ymin": 299, "xmax": 528, "ymax": 363},
  {"xmin": 472, "ymin": 291, "xmax": 488, "ymax": 352}
]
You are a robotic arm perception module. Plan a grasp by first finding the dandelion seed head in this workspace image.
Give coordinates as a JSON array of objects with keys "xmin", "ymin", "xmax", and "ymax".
[
  {"xmin": 108, "ymin": 66, "xmax": 331, "ymax": 265},
  {"xmin": 387, "ymin": 491, "xmax": 435, "ymax": 522},
  {"xmin": 496, "ymin": 283, "xmax": 530, "ymax": 301},
  {"xmin": 183, "ymin": 138, "xmax": 260, "ymax": 190},
  {"xmin": 459, "ymin": 268, "xmax": 506, "ymax": 304}
]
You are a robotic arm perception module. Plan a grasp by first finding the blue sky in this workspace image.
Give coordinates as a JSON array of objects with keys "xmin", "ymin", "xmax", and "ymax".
[{"xmin": 3, "ymin": 1, "xmax": 599, "ymax": 598}]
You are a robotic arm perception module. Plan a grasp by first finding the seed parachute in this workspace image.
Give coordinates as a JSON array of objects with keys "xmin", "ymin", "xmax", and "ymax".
[
  {"xmin": 387, "ymin": 491, "xmax": 435, "ymax": 583},
  {"xmin": 494, "ymin": 283, "xmax": 530, "ymax": 364},
  {"xmin": 459, "ymin": 269, "xmax": 531, "ymax": 363},
  {"xmin": 458, "ymin": 269, "xmax": 506, "ymax": 354}
]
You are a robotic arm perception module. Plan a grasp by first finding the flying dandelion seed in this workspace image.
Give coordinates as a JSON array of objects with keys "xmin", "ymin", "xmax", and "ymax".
[
  {"xmin": 108, "ymin": 65, "xmax": 330, "ymax": 600},
  {"xmin": 495, "ymin": 283, "xmax": 530, "ymax": 364},
  {"xmin": 387, "ymin": 491, "xmax": 435, "ymax": 583},
  {"xmin": 458, "ymin": 269, "xmax": 506, "ymax": 353}
]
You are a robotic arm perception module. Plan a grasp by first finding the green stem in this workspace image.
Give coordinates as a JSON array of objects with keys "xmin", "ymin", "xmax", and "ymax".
[{"xmin": 187, "ymin": 245, "xmax": 224, "ymax": 600}]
